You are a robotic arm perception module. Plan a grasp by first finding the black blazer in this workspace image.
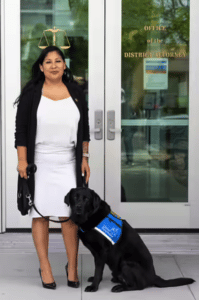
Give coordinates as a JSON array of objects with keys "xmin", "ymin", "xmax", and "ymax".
[{"xmin": 14, "ymin": 78, "xmax": 90, "ymax": 203}]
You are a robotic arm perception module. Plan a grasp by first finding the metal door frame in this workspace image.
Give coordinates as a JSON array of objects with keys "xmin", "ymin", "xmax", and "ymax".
[
  {"xmin": 1, "ymin": 0, "xmax": 6, "ymax": 233},
  {"xmin": 1, "ymin": 0, "xmax": 199, "ymax": 230}
]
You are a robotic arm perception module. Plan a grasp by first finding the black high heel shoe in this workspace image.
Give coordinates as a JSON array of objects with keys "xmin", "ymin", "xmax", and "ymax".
[
  {"xmin": 39, "ymin": 268, "xmax": 56, "ymax": 289},
  {"xmin": 65, "ymin": 263, "xmax": 80, "ymax": 288}
]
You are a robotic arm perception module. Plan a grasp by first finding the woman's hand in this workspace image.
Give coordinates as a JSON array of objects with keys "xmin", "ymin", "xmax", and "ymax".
[
  {"xmin": 81, "ymin": 157, "xmax": 90, "ymax": 184},
  {"xmin": 17, "ymin": 160, "xmax": 28, "ymax": 179}
]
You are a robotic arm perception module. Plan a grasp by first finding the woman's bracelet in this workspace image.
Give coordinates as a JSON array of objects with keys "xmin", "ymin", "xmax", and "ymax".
[{"xmin": 83, "ymin": 153, "xmax": 90, "ymax": 158}]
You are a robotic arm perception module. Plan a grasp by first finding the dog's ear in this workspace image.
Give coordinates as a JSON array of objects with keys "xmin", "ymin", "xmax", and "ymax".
[
  {"xmin": 91, "ymin": 189, "xmax": 101, "ymax": 213},
  {"xmin": 64, "ymin": 188, "xmax": 75, "ymax": 206}
]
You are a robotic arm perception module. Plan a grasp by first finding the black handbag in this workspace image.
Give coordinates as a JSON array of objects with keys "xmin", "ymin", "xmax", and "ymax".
[{"xmin": 17, "ymin": 163, "xmax": 88, "ymax": 223}]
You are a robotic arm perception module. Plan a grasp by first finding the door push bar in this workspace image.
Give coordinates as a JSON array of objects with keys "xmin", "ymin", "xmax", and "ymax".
[{"xmin": 107, "ymin": 110, "xmax": 122, "ymax": 140}]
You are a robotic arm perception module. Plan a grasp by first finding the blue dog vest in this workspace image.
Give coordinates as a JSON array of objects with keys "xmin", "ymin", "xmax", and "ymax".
[{"xmin": 80, "ymin": 211, "xmax": 123, "ymax": 245}]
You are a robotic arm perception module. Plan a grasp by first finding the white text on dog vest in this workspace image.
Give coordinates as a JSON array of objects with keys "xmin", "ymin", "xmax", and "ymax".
[{"xmin": 94, "ymin": 211, "xmax": 122, "ymax": 245}]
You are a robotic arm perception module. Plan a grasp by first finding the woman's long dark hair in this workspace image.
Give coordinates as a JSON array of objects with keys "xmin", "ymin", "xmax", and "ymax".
[{"xmin": 13, "ymin": 45, "xmax": 74, "ymax": 107}]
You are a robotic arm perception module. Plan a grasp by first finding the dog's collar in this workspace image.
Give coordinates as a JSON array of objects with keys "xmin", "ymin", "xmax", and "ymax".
[{"xmin": 80, "ymin": 210, "xmax": 123, "ymax": 245}]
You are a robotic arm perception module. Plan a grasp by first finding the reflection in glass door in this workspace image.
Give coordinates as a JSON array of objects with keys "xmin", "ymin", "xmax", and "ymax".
[{"xmin": 121, "ymin": 0, "xmax": 189, "ymax": 203}]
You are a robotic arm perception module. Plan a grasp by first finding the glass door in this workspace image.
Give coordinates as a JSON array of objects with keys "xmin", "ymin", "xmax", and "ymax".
[
  {"xmin": 4, "ymin": 0, "xmax": 104, "ymax": 229},
  {"xmin": 105, "ymin": 0, "xmax": 199, "ymax": 228}
]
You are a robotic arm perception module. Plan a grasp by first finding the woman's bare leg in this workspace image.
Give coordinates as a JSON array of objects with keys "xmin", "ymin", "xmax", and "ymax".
[
  {"xmin": 59, "ymin": 217, "xmax": 79, "ymax": 281},
  {"xmin": 32, "ymin": 217, "xmax": 55, "ymax": 283}
]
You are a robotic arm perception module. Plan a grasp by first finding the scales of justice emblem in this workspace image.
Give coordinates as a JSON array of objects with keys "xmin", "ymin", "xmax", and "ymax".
[{"xmin": 38, "ymin": 26, "xmax": 71, "ymax": 49}]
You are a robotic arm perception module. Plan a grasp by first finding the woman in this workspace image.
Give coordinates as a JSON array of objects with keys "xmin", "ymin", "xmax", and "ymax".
[{"xmin": 14, "ymin": 45, "xmax": 90, "ymax": 289}]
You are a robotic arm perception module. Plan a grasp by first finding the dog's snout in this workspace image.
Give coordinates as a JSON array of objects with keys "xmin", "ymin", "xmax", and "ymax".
[{"xmin": 75, "ymin": 203, "xmax": 82, "ymax": 214}]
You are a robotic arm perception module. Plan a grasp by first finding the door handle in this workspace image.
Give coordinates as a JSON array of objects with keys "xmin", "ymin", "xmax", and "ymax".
[
  {"xmin": 90, "ymin": 110, "xmax": 103, "ymax": 140},
  {"xmin": 109, "ymin": 128, "xmax": 122, "ymax": 133},
  {"xmin": 107, "ymin": 110, "xmax": 122, "ymax": 140},
  {"xmin": 91, "ymin": 128, "xmax": 101, "ymax": 133}
]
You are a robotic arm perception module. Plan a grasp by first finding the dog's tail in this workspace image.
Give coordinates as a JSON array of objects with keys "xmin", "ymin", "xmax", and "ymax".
[{"xmin": 154, "ymin": 275, "xmax": 195, "ymax": 288}]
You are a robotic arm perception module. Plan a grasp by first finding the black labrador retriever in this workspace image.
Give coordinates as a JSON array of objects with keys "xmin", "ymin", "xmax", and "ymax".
[{"xmin": 64, "ymin": 187, "xmax": 195, "ymax": 293}]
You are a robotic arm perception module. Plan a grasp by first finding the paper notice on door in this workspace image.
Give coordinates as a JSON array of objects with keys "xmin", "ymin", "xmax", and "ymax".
[{"xmin": 144, "ymin": 58, "xmax": 168, "ymax": 90}]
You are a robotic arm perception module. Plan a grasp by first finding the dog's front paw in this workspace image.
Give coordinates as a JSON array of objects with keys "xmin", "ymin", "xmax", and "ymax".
[
  {"xmin": 111, "ymin": 284, "xmax": 125, "ymax": 293},
  {"xmin": 85, "ymin": 285, "xmax": 98, "ymax": 292},
  {"xmin": 87, "ymin": 276, "xmax": 94, "ymax": 282}
]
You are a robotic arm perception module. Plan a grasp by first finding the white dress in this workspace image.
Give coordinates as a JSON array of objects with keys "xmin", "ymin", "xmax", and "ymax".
[{"xmin": 29, "ymin": 95, "xmax": 80, "ymax": 218}]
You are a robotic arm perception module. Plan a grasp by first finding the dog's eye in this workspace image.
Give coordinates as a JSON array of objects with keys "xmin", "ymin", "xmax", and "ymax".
[{"xmin": 73, "ymin": 196, "xmax": 77, "ymax": 200}]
